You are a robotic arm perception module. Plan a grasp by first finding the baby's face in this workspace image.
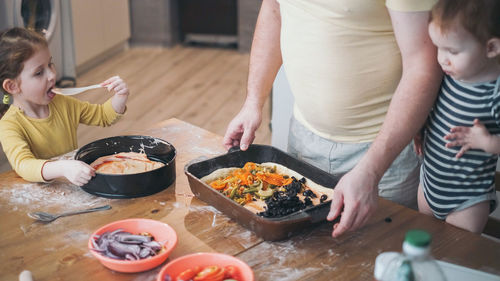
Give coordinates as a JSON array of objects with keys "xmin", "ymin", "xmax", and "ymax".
[{"xmin": 428, "ymin": 21, "xmax": 492, "ymax": 83}]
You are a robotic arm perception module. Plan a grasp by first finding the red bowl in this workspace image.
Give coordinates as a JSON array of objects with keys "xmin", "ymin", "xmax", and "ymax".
[
  {"xmin": 88, "ymin": 218, "xmax": 178, "ymax": 273},
  {"xmin": 156, "ymin": 252, "xmax": 254, "ymax": 281}
]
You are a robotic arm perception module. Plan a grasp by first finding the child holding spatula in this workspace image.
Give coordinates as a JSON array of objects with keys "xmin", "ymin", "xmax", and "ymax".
[{"xmin": 0, "ymin": 27, "xmax": 130, "ymax": 186}]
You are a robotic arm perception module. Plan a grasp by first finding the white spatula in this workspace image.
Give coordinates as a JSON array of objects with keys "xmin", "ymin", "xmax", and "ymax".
[{"xmin": 51, "ymin": 84, "xmax": 102, "ymax": 96}]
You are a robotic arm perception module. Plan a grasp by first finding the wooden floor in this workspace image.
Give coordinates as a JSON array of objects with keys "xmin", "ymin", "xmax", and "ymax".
[{"xmin": 0, "ymin": 46, "xmax": 271, "ymax": 173}]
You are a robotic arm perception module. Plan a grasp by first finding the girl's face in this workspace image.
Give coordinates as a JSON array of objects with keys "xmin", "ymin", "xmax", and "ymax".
[
  {"xmin": 428, "ymin": 21, "xmax": 497, "ymax": 83},
  {"xmin": 14, "ymin": 46, "xmax": 56, "ymax": 113}
]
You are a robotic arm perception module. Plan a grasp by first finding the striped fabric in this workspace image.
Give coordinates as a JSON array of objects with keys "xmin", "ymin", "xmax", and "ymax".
[{"xmin": 421, "ymin": 75, "xmax": 500, "ymax": 219}]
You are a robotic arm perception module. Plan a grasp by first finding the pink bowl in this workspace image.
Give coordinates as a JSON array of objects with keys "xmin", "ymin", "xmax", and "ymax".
[
  {"xmin": 88, "ymin": 218, "xmax": 178, "ymax": 273},
  {"xmin": 156, "ymin": 252, "xmax": 254, "ymax": 281}
]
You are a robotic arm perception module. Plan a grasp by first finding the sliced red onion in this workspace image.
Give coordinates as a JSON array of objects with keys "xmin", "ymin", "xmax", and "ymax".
[{"xmin": 91, "ymin": 230, "xmax": 164, "ymax": 260}]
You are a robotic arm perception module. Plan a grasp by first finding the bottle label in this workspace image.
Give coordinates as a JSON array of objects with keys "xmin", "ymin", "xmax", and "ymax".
[{"xmin": 396, "ymin": 260, "xmax": 416, "ymax": 281}]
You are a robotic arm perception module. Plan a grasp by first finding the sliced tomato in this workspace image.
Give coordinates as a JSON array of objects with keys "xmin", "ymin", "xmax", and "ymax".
[
  {"xmin": 193, "ymin": 266, "xmax": 225, "ymax": 281},
  {"xmin": 224, "ymin": 265, "xmax": 241, "ymax": 280},
  {"xmin": 176, "ymin": 266, "xmax": 201, "ymax": 281}
]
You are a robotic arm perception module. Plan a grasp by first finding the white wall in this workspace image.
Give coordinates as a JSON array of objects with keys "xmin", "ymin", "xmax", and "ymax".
[{"xmin": 271, "ymin": 67, "xmax": 294, "ymax": 151}]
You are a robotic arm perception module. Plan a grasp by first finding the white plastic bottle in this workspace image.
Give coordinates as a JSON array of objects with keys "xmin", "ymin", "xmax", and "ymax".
[{"xmin": 374, "ymin": 229, "xmax": 447, "ymax": 281}]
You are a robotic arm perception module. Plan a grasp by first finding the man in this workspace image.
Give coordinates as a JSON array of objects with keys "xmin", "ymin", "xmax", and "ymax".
[{"xmin": 223, "ymin": 0, "xmax": 442, "ymax": 237}]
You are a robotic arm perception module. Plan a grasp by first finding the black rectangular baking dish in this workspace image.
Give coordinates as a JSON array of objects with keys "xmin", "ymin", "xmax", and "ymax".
[{"xmin": 184, "ymin": 144, "xmax": 341, "ymax": 241}]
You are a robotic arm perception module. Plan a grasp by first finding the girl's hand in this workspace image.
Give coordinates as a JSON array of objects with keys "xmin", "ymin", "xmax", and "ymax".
[
  {"xmin": 101, "ymin": 76, "xmax": 129, "ymax": 114},
  {"xmin": 101, "ymin": 75, "xmax": 129, "ymax": 96},
  {"xmin": 444, "ymin": 119, "xmax": 492, "ymax": 158},
  {"xmin": 62, "ymin": 160, "xmax": 96, "ymax": 186}
]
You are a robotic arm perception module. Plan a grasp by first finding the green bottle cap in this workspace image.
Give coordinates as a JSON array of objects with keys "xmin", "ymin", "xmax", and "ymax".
[{"xmin": 405, "ymin": 229, "xmax": 431, "ymax": 247}]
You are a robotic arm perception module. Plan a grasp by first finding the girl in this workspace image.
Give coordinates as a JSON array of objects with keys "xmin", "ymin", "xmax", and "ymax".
[
  {"xmin": 0, "ymin": 27, "xmax": 129, "ymax": 186},
  {"xmin": 416, "ymin": 0, "xmax": 500, "ymax": 233}
]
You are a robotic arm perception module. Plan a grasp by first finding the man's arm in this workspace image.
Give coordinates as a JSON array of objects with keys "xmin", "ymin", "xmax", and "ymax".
[
  {"xmin": 223, "ymin": 0, "xmax": 282, "ymax": 150},
  {"xmin": 327, "ymin": 9, "xmax": 443, "ymax": 237}
]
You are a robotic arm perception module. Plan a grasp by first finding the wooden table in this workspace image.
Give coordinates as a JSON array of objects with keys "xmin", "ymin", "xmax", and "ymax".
[{"xmin": 1, "ymin": 118, "xmax": 499, "ymax": 281}]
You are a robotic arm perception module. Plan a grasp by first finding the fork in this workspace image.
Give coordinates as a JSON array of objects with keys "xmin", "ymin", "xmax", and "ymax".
[{"xmin": 28, "ymin": 205, "xmax": 111, "ymax": 222}]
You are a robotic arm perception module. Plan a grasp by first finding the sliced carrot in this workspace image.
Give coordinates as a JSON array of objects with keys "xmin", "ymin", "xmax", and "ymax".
[
  {"xmin": 245, "ymin": 193, "xmax": 252, "ymax": 203},
  {"xmin": 208, "ymin": 162, "xmax": 295, "ymax": 205},
  {"xmin": 243, "ymin": 162, "xmax": 257, "ymax": 172},
  {"xmin": 210, "ymin": 180, "xmax": 227, "ymax": 190},
  {"xmin": 256, "ymin": 173, "xmax": 291, "ymax": 186}
]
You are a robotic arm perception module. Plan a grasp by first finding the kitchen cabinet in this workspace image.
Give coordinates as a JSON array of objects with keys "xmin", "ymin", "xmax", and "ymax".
[{"xmin": 71, "ymin": 0, "xmax": 130, "ymax": 73}]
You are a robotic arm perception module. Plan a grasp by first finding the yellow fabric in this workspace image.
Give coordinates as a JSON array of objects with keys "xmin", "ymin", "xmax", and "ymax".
[
  {"xmin": 278, "ymin": 0, "xmax": 437, "ymax": 142},
  {"xmin": 386, "ymin": 0, "xmax": 437, "ymax": 12},
  {"xmin": 0, "ymin": 95, "xmax": 122, "ymax": 182}
]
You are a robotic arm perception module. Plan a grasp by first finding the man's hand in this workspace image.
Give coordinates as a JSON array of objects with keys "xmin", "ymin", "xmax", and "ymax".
[
  {"xmin": 444, "ymin": 119, "xmax": 492, "ymax": 158},
  {"xmin": 223, "ymin": 102, "xmax": 262, "ymax": 151},
  {"xmin": 223, "ymin": 0, "xmax": 281, "ymax": 151},
  {"xmin": 327, "ymin": 164, "xmax": 379, "ymax": 238}
]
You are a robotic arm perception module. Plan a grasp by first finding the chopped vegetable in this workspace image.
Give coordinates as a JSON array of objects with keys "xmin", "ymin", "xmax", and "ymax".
[
  {"xmin": 91, "ymin": 229, "xmax": 164, "ymax": 260},
  {"xmin": 175, "ymin": 265, "xmax": 241, "ymax": 281},
  {"xmin": 205, "ymin": 162, "xmax": 330, "ymax": 218},
  {"xmin": 206, "ymin": 162, "xmax": 295, "ymax": 207},
  {"xmin": 177, "ymin": 266, "xmax": 200, "ymax": 281}
]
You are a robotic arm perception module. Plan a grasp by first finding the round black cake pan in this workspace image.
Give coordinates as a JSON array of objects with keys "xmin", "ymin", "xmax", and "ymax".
[{"xmin": 75, "ymin": 135, "xmax": 176, "ymax": 199}]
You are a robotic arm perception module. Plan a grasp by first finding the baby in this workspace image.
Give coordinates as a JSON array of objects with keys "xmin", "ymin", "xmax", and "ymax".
[{"xmin": 415, "ymin": 0, "xmax": 500, "ymax": 233}]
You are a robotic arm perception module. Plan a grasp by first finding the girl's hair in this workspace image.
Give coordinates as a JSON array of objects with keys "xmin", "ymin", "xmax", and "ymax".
[
  {"xmin": 431, "ymin": 0, "xmax": 500, "ymax": 44},
  {"xmin": 0, "ymin": 27, "xmax": 48, "ymax": 117}
]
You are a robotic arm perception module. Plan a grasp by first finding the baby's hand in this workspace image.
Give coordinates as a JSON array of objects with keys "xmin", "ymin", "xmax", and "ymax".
[
  {"xmin": 101, "ymin": 76, "xmax": 129, "ymax": 97},
  {"xmin": 444, "ymin": 119, "xmax": 491, "ymax": 158},
  {"xmin": 413, "ymin": 135, "xmax": 423, "ymax": 156},
  {"xmin": 413, "ymin": 128, "xmax": 425, "ymax": 156},
  {"xmin": 62, "ymin": 160, "xmax": 96, "ymax": 186}
]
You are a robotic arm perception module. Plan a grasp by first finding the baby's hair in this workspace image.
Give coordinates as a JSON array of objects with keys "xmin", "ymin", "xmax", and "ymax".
[
  {"xmin": 0, "ymin": 27, "xmax": 48, "ymax": 117},
  {"xmin": 430, "ymin": 0, "xmax": 500, "ymax": 44}
]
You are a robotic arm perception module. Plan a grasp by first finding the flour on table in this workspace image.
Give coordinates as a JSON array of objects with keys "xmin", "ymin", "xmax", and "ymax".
[
  {"xmin": 240, "ymin": 227, "xmax": 352, "ymax": 281},
  {"xmin": 188, "ymin": 204, "xmax": 222, "ymax": 215},
  {"xmin": 1, "ymin": 181, "xmax": 109, "ymax": 210},
  {"xmin": 1, "ymin": 150, "xmax": 109, "ymax": 209}
]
